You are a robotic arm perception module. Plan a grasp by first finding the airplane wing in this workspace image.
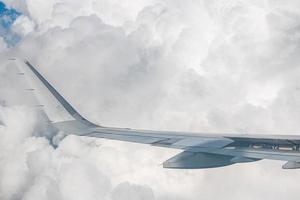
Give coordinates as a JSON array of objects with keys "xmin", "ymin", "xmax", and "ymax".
[{"xmin": 12, "ymin": 58, "xmax": 300, "ymax": 169}]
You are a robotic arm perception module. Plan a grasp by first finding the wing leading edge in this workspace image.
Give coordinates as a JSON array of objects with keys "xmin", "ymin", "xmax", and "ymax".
[{"xmin": 13, "ymin": 58, "xmax": 300, "ymax": 169}]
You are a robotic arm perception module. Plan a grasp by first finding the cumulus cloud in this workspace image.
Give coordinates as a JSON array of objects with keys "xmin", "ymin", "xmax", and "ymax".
[
  {"xmin": 0, "ymin": 36, "xmax": 6, "ymax": 50},
  {"xmin": 11, "ymin": 15, "xmax": 35, "ymax": 36},
  {"xmin": 1, "ymin": 0, "xmax": 300, "ymax": 200}
]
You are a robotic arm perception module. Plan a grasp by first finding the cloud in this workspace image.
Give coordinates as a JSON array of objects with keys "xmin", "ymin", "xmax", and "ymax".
[
  {"xmin": 0, "ymin": 1, "xmax": 20, "ymax": 45},
  {"xmin": 111, "ymin": 182, "xmax": 154, "ymax": 200},
  {"xmin": 1, "ymin": 0, "xmax": 300, "ymax": 200},
  {"xmin": 0, "ymin": 36, "xmax": 6, "ymax": 50},
  {"xmin": 11, "ymin": 15, "xmax": 34, "ymax": 36}
]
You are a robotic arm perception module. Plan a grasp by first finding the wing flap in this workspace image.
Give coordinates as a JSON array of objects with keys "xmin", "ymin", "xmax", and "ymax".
[
  {"xmin": 87, "ymin": 131, "xmax": 166, "ymax": 144},
  {"xmin": 188, "ymin": 147, "xmax": 300, "ymax": 162},
  {"xmin": 85, "ymin": 127, "xmax": 234, "ymax": 148},
  {"xmin": 282, "ymin": 161, "xmax": 300, "ymax": 169}
]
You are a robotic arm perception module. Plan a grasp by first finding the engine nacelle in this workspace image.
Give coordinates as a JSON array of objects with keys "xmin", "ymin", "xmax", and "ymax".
[
  {"xmin": 163, "ymin": 151, "xmax": 234, "ymax": 169},
  {"xmin": 163, "ymin": 151, "xmax": 259, "ymax": 169}
]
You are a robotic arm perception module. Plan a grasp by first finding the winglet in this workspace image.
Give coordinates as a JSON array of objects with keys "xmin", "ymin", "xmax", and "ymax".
[{"xmin": 14, "ymin": 58, "xmax": 97, "ymax": 127}]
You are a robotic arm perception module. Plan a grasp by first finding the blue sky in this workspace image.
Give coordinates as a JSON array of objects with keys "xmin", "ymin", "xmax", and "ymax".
[{"xmin": 0, "ymin": 1, "xmax": 21, "ymax": 46}]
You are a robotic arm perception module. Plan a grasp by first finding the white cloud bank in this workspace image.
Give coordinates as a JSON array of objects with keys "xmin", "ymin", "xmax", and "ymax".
[{"xmin": 1, "ymin": 0, "xmax": 300, "ymax": 199}]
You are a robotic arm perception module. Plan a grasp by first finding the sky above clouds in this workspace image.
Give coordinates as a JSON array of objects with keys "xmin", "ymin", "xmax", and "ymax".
[
  {"xmin": 1, "ymin": 0, "xmax": 300, "ymax": 200},
  {"xmin": 0, "ymin": 1, "xmax": 20, "ymax": 45}
]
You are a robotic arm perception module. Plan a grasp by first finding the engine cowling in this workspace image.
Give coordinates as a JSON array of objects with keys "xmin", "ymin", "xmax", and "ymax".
[{"xmin": 163, "ymin": 151, "xmax": 234, "ymax": 169}]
